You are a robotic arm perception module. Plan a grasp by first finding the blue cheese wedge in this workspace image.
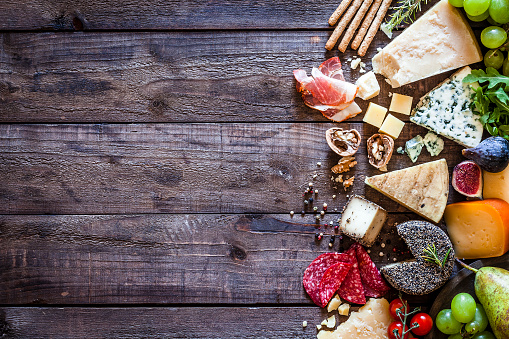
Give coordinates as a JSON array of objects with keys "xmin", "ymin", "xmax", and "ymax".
[
  {"xmin": 410, "ymin": 66, "xmax": 482, "ymax": 148},
  {"xmin": 423, "ymin": 132, "xmax": 444, "ymax": 156},
  {"xmin": 405, "ymin": 135, "xmax": 424, "ymax": 163}
]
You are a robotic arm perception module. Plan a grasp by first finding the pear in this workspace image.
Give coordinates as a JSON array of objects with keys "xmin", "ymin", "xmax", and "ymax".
[{"xmin": 459, "ymin": 261, "xmax": 509, "ymax": 339}]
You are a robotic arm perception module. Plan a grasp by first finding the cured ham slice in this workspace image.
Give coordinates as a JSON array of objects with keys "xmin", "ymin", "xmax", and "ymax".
[{"xmin": 294, "ymin": 57, "xmax": 360, "ymax": 122}]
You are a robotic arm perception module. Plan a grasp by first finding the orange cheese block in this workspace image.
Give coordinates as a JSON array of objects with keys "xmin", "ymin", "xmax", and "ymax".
[
  {"xmin": 444, "ymin": 199, "xmax": 509, "ymax": 259},
  {"xmin": 483, "ymin": 165, "xmax": 509, "ymax": 204}
]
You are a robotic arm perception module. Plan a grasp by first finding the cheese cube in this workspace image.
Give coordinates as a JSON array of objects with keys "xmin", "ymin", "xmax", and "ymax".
[
  {"xmin": 484, "ymin": 166, "xmax": 509, "ymax": 204},
  {"xmin": 363, "ymin": 103, "xmax": 387, "ymax": 128},
  {"xmin": 356, "ymin": 71, "xmax": 380, "ymax": 100},
  {"xmin": 445, "ymin": 199, "xmax": 509, "ymax": 259},
  {"xmin": 389, "ymin": 93, "xmax": 413, "ymax": 115},
  {"xmin": 327, "ymin": 295, "xmax": 342, "ymax": 312},
  {"xmin": 379, "ymin": 114, "xmax": 405, "ymax": 139},
  {"xmin": 340, "ymin": 195, "xmax": 388, "ymax": 247}
]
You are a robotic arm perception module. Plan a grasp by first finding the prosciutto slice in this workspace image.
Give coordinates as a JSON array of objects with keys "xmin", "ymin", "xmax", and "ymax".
[{"xmin": 294, "ymin": 57, "xmax": 360, "ymax": 122}]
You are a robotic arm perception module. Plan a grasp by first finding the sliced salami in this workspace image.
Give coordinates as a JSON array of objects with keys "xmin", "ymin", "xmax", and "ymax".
[
  {"xmin": 338, "ymin": 249, "xmax": 366, "ymax": 304},
  {"xmin": 318, "ymin": 262, "xmax": 352, "ymax": 307},
  {"xmin": 355, "ymin": 243, "xmax": 390, "ymax": 294},
  {"xmin": 363, "ymin": 283, "xmax": 385, "ymax": 298},
  {"xmin": 302, "ymin": 253, "xmax": 351, "ymax": 306}
]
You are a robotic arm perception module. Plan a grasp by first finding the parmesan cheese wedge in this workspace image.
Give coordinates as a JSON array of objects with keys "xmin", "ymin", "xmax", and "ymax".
[
  {"xmin": 371, "ymin": 0, "xmax": 482, "ymax": 88},
  {"xmin": 365, "ymin": 159, "xmax": 449, "ymax": 223}
]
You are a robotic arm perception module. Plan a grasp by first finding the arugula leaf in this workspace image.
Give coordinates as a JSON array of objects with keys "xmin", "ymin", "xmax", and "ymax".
[{"xmin": 463, "ymin": 67, "xmax": 509, "ymax": 88}]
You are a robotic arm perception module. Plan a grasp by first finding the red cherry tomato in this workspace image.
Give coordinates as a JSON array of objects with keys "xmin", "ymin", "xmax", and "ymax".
[
  {"xmin": 389, "ymin": 298, "xmax": 406, "ymax": 319},
  {"xmin": 410, "ymin": 312, "xmax": 433, "ymax": 336},
  {"xmin": 388, "ymin": 321, "xmax": 409, "ymax": 339}
]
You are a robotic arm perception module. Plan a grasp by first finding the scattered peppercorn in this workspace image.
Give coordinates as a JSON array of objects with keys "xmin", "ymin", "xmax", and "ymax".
[{"xmin": 308, "ymin": 197, "xmax": 314, "ymax": 203}]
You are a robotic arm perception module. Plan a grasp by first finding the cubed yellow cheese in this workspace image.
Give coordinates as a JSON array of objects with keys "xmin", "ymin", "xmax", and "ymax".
[
  {"xmin": 356, "ymin": 71, "xmax": 380, "ymax": 100},
  {"xmin": 484, "ymin": 165, "xmax": 509, "ymax": 204},
  {"xmin": 389, "ymin": 93, "xmax": 413, "ymax": 115},
  {"xmin": 379, "ymin": 114, "xmax": 405, "ymax": 139},
  {"xmin": 444, "ymin": 199, "xmax": 509, "ymax": 259},
  {"xmin": 363, "ymin": 103, "xmax": 387, "ymax": 128}
]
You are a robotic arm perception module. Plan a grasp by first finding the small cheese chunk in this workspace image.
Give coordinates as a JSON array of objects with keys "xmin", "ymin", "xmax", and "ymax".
[
  {"xmin": 445, "ymin": 199, "xmax": 509, "ymax": 259},
  {"xmin": 379, "ymin": 114, "xmax": 405, "ymax": 139},
  {"xmin": 363, "ymin": 103, "xmax": 387, "ymax": 128},
  {"xmin": 337, "ymin": 303, "xmax": 350, "ymax": 316},
  {"xmin": 317, "ymin": 330, "xmax": 335, "ymax": 339},
  {"xmin": 423, "ymin": 132, "xmax": 444, "ymax": 156},
  {"xmin": 327, "ymin": 295, "xmax": 342, "ymax": 313},
  {"xmin": 405, "ymin": 135, "xmax": 424, "ymax": 163},
  {"xmin": 483, "ymin": 165, "xmax": 509, "ymax": 204},
  {"xmin": 372, "ymin": 0, "xmax": 482, "ymax": 88},
  {"xmin": 389, "ymin": 93, "xmax": 413, "ymax": 115},
  {"xmin": 326, "ymin": 315, "xmax": 336, "ymax": 329},
  {"xmin": 331, "ymin": 298, "xmax": 394, "ymax": 339},
  {"xmin": 340, "ymin": 195, "xmax": 388, "ymax": 246},
  {"xmin": 356, "ymin": 71, "xmax": 380, "ymax": 100}
]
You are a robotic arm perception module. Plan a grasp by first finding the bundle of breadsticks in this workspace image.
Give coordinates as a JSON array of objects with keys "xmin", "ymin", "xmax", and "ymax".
[{"xmin": 326, "ymin": 0, "xmax": 393, "ymax": 56}]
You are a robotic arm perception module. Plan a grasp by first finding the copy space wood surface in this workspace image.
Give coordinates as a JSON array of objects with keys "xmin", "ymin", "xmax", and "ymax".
[{"xmin": 0, "ymin": 0, "xmax": 483, "ymax": 337}]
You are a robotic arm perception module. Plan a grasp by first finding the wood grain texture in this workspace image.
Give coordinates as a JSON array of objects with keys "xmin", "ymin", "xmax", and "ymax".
[
  {"xmin": 0, "ymin": 213, "xmax": 427, "ymax": 304},
  {"xmin": 0, "ymin": 123, "xmax": 465, "ymax": 215},
  {"xmin": 0, "ymin": 31, "xmax": 457, "ymax": 123}
]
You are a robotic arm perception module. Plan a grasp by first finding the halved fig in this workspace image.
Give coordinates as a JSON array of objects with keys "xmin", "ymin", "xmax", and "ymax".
[
  {"xmin": 452, "ymin": 160, "xmax": 483, "ymax": 199},
  {"xmin": 367, "ymin": 134, "xmax": 394, "ymax": 172},
  {"xmin": 326, "ymin": 128, "xmax": 361, "ymax": 157}
]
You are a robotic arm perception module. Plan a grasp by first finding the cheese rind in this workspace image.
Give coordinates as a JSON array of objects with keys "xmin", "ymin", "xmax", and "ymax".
[
  {"xmin": 372, "ymin": 0, "xmax": 482, "ymax": 88},
  {"xmin": 483, "ymin": 165, "xmax": 509, "ymax": 204},
  {"xmin": 365, "ymin": 159, "xmax": 449, "ymax": 223},
  {"xmin": 444, "ymin": 199, "xmax": 509, "ymax": 259},
  {"xmin": 410, "ymin": 66, "xmax": 483, "ymax": 148}
]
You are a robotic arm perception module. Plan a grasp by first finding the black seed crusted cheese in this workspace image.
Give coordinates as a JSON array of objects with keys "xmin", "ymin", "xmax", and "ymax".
[{"xmin": 380, "ymin": 220, "xmax": 455, "ymax": 295}]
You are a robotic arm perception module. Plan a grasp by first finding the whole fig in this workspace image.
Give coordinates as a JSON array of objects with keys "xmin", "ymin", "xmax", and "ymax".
[{"xmin": 462, "ymin": 137, "xmax": 509, "ymax": 173}]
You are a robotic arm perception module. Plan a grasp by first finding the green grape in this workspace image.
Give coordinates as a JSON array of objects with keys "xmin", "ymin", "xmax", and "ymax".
[
  {"xmin": 487, "ymin": 16, "xmax": 503, "ymax": 25},
  {"xmin": 489, "ymin": 0, "xmax": 509, "ymax": 24},
  {"xmin": 465, "ymin": 304, "xmax": 489, "ymax": 335},
  {"xmin": 451, "ymin": 293, "xmax": 476, "ymax": 323},
  {"xmin": 464, "ymin": 0, "xmax": 491, "ymax": 15},
  {"xmin": 448, "ymin": 334, "xmax": 463, "ymax": 339},
  {"xmin": 481, "ymin": 26, "xmax": 508, "ymax": 49},
  {"xmin": 472, "ymin": 331, "xmax": 496, "ymax": 339},
  {"xmin": 436, "ymin": 309, "xmax": 463, "ymax": 335},
  {"xmin": 484, "ymin": 49, "xmax": 505, "ymax": 69},
  {"xmin": 503, "ymin": 57, "xmax": 509, "ymax": 76},
  {"xmin": 467, "ymin": 10, "xmax": 490, "ymax": 21},
  {"xmin": 449, "ymin": 0, "xmax": 465, "ymax": 6}
]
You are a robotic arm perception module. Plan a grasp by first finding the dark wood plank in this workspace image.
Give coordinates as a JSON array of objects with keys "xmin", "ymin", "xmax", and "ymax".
[
  {"xmin": 0, "ymin": 123, "xmax": 465, "ymax": 215},
  {"xmin": 0, "ymin": 213, "xmax": 428, "ymax": 304},
  {"xmin": 0, "ymin": 31, "xmax": 456, "ymax": 123}
]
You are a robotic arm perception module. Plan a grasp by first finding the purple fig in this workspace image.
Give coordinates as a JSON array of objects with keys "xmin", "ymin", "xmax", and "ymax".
[
  {"xmin": 452, "ymin": 160, "xmax": 483, "ymax": 198},
  {"xmin": 462, "ymin": 137, "xmax": 509, "ymax": 173}
]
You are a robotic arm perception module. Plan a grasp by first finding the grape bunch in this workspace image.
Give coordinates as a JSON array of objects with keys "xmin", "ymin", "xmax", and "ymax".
[
  {"xmin": 449, "ymin": 0, "xmax": 509, "ymax": 75},
  {"xmin": 436, "ymin": 293, "xmax": 495, "ymax": 339}
]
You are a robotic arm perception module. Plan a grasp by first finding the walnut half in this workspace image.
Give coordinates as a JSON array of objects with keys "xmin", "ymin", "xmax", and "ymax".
[
  {"xmin": 367, "ymin": 134, "xmax": 394, "ymax": 172},
  {"xmin": 326, "ymin": 128, "xmax": 361, "ymax": 157}
]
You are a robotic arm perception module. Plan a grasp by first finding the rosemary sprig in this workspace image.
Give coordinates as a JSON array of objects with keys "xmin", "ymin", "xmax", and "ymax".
[
  {"xmin": 381, "ymin": 0, "xmax": 429, "ymax": 38},
  {"xmin": 421, "ymin": 243, "xmax": 451, "ymax": 268}
]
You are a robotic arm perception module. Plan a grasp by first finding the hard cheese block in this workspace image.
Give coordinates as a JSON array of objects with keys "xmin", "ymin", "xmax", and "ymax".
[
  {"xmin": 483, "ymin": 165, "xmax": 509, "ymax": 204},
  {"xmin": 444, "ymin": 199, "xmax": 509, "ymax": 259},
  {"xmin": 356, "ymin": 71, "xmax": 380, "ymax": 100},
  {"xmin": 365, "ymin": 159, "xmax": 449, "ymax": 223},
  {"xmin": 410, "ymin": 66, "xmax": 483, "ymax": 148},
  {"xmin": 340, "ymin": 195, "xmax": 388, "ymax": 247},
  {"xmin": 372, "ymin": 0, "xmax": 482, "ymax": 88},
  {"xmin": 379, "ymin": 114, "xmax": 405, "ymax": 139},
  {"xmin": 363, "ymin": 103, "xmax": 387, "ymax": 128},
  {"xmin": 389, "ymin": 93, "xmax": 413, "ymax": 115}
]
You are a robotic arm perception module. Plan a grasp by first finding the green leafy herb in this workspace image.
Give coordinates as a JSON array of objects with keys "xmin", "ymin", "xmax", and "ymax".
[
  {"xmin": 463, "ymin": 67, "xmax": 509, "ymax": 141},
  {"xmin": 421, "ymin": 243, "xmax": 451, "ymax": 268},
  {"xmin": 381, "ymin": 0, "xmax": 428, "ymax": 38}
]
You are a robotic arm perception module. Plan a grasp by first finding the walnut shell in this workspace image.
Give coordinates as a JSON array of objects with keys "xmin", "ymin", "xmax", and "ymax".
[
  {"xmin": 367, "ymin": 134, "xmax": 394, "ymax": 171},
  {"xmin": 326, "ymin": 128, "xmax": 361, "ymax": 157}
]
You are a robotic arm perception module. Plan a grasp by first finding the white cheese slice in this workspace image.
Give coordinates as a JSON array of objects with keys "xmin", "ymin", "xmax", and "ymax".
[
  {"xmin": 356, "ymin": 71, "xmax": 380, "ymax": 100},
  {"xmin": 340, "ymin": 195, "xmax": 388, "ymax": 247},
  {"xmin": 372, "ymin": 0, "xmax": 482, "ymax": 88},
  {"xmin": 410, "ymin": 66, "xmax": 483, "ymax": 148}
]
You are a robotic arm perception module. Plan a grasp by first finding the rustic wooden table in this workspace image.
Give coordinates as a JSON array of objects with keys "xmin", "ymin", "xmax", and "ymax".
[{"xmin": 0, "ymin": 0, "xmax": 483, "ymax": 337}]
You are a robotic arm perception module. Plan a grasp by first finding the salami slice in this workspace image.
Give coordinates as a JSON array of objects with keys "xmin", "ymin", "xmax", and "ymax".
[
  {"xmin": 363, "ymin": 283, "xmax": 385, "ymax": 298},
  {"xmin": 303, "ymin": 253, "xmax": 351, "ymax": 306},
  {"xmin": 355, "ymin": 243, "xmax": 390, "ymax": 294},
  {"xmin": 338, "ymin": 249, "xmax": 366, "ymax": 304},
  {"xmin": 318, "ymin": 262, "xmax": 352, "ymax": 307}
]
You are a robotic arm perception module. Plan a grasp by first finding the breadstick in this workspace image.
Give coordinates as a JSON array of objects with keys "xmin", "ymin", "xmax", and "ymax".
[
  {"xmin": 325, "ymin": 0, "xmax": 364, "ymax": 50},
  {"xmin": 351, "ymin": 0, "xmax": 383, "ymax": 50},
  {"xmin": 338, "ymin": 0, "xmax": 374, "ymax": 52},
  {"xmin": 329, "ymin": 0, "xmax": 354, "ymax": 26},
  {"xmin": 357, "ymin": 0, "xmax": 392, "ymax": 56}
]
